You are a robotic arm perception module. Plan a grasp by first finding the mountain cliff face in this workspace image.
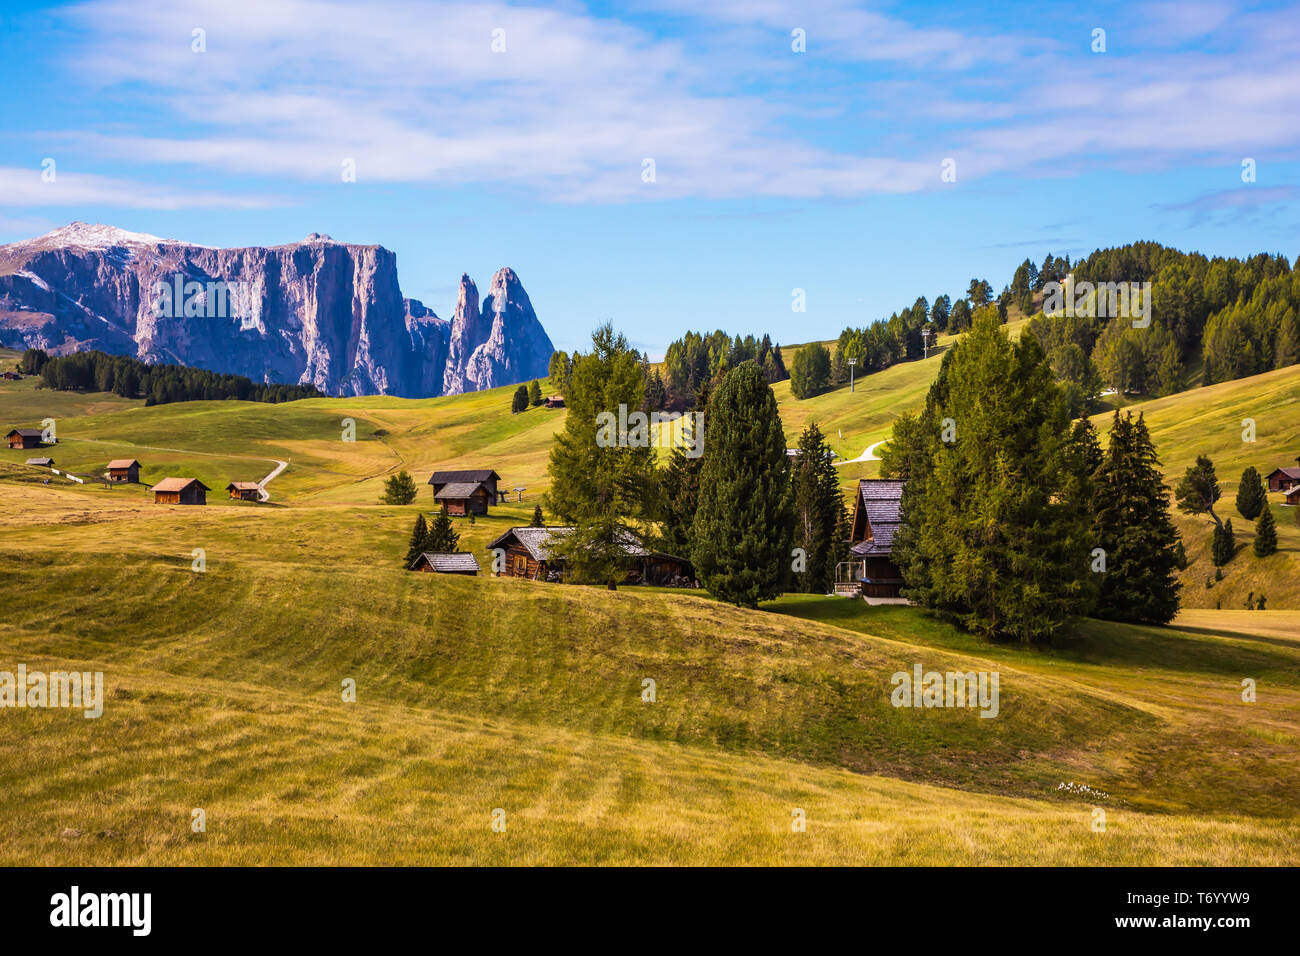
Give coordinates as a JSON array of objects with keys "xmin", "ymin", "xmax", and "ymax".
[{"xmin": 0, "ymin": 223, "xmax": 554, "ymax": 398}]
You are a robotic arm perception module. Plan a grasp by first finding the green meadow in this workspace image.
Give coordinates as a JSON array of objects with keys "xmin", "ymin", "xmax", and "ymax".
[{"xmin": 2, "ymin": 344, "xmax": 1299, "ymax": 864}]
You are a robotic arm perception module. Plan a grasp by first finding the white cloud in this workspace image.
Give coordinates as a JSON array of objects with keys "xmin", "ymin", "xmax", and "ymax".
[
  {"xmin": 24, "ymin": 0, "xmax": 1300, "ymax": 203},
  {"xmin": 0, "ymin": 166, "xmax": 279, "ymax": 209}
]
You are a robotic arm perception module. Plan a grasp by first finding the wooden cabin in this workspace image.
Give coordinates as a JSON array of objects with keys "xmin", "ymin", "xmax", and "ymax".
[
  {"xmin": 428, "ymin": 469, "xmax": 504, "ymax": 506},
  {"xmin": 410, "ymin": 552, "xmax": 481, "ymax": 575},
  {"xmin": 152, "ymin": 477, "xmax": 209, "ymax": 505},
  {"xmin": 544, "ymin": 395, "xmax": 565, "ymax": 409},
  {"xmin": 434, "ymin": 480, "xmax": 491, "ymax": 516},
  {"xmin": 1266, "ymin": 459, "xmax": 1300, "ymax": 492},
  {"xmin": 2, "ymin": 371, "xmax": 19, "ymax": 380},
  {"xmin": 486, "ymin": 526, "xmax": 688, "ymax": 585},
  {"xmin": 226, "ymin": 481, "xmax": 262, "ymax": 501},
  {"xmin": 836, "ymin": 479, "xmax": 906, "ymax": 600},
  {"xmin": 106, "ymin": 458, "xmax": 141, "ymax": 483},
  {"xmin": 6, "ymin": 428, "xmax": 44, "ymax": 449},
  {"xmin": 26, "ymin": 457, "xmax": 54, "ymax": 468},
  {"xmin": 1285, "ymin": 485, "xmax": 1300, "ymax": 506}
]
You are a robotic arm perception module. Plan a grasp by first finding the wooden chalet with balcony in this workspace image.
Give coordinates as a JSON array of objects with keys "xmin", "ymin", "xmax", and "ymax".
[{"xmin": 835, "ymin": 478, "xmax": 907, "ymax": 601}]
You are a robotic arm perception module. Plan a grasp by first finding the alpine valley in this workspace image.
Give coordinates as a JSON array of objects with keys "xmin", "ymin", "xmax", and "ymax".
[{"xmin": 0, "ymin": 223, "xmax": 555, "ymax": 397}]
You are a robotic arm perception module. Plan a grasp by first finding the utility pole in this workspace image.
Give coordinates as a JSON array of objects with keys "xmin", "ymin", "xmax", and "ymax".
[
  {"xmin": 921, "ymin": 327, "xmax": 933, "ymax": 360},
  {"xmin": 848, "ymin": 357, "xmax": 857, "ymax": 392}
]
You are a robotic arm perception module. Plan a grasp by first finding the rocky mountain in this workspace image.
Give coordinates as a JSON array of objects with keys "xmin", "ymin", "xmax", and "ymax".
[{"xmin": 0, "ymin": 222, "xmax": 554, "ymax": 398}]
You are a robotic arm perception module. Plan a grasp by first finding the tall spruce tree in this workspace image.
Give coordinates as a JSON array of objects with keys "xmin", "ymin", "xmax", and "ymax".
[
  {"xmin": 1254, "ymin": 507, "xmax": 1278, "ymax": 556},
  {"xmin": 1092, "ymin": 411, "xmax": 1182, "ymax": 624},
  {"xmin": 530, "ymin": 504, "xmax": 545, "ymax": 527},
  {"xmin": 691, "ymin": 361, "xmax": 794, "ymax": 607},
  {"xmin": 887, "ymin": 308, "xmax": 1094, "ymax": 643},
  {"xmin": 544, "ymin": 323, "xmax": 657, "ymax": 588},
  {"xmin": 405, "ymin": 513, "xmax": 430, "ymax": 567},
  {"xmin": 1235, "ymin": 466, "xmax": 1267, "ymax": 520},
  {"xmin": 790, "ymin": 422, "xmax": 842, "ymax": 593}
]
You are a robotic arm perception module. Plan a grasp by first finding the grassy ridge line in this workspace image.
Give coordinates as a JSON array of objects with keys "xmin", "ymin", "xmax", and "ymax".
[{"xmin": 4, "ymin": 651, "xmax": 1295, "ymax": 865}]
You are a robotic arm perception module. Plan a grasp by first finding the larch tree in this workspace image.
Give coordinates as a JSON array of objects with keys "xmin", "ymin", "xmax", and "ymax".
[{"xmin": 544, "ymin": 323, "xmax": 657, "ymax": 589}]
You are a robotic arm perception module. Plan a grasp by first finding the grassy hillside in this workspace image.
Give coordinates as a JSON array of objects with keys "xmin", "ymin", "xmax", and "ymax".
[
  {"xmin": 2, "ymin": 529, "xmax": 1297, "ymax": 864},
  {"xmin": 3, "ymin": 340, "xmax": 1300, "ymax": 864}
]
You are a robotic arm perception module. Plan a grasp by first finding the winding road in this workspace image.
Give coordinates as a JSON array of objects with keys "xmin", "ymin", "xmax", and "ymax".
[{"xmin": 834, "ymin": 438, "xmax": 889, "ymax": 467}]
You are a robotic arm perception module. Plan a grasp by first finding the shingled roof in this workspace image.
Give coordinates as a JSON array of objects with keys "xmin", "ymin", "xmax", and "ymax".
[
  {"xmin": 7, "ymin": 428, "xmax": 43, "ymax": 438},
  {"xmin": 850, "ymin": 479, "xmax": 904, "ymax": 557},
  {"xmin": 428, "ymin": 469, "xmax": 500, "ymax": 485},
  {"xmin": 486, "ymin": 526, "xmax": 676, "ymax": 563},
  {"xmin": 152, "ymin": 477, "xmax": 210, "ymax": 492},
  {"xmin": 411, "ymin": 551, "xmax": 481, "ymax": 573},
  {"xmin": 433, "ymin": 480, "xmax": 487, "ymax": 500},
  {"xmin": 107, "ymin": 459, "xmax": 140, "ymax": 469}
]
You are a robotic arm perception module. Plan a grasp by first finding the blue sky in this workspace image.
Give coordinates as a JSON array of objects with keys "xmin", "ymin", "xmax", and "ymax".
[{"xmin": 1, "ymin": 0, "xmax": 1297, "ymax": 356}]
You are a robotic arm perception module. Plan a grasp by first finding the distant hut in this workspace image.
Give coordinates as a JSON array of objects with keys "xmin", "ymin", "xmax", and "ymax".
[
  {"xmin": 26, "ymin": 456, "xmax": 54, "ymax": 468},
  {"xmin": 544, "ymin": 395, "xmax": 566, "ymax": 409},
  {"xmin": 152, "ymin": 477, "xmax": 209, "ymax": 505},
  {"xmin": 486, "ymin": 526, "xmax": 688, "ymax": 585},
  {"xmin": 428, "ymin": 469, "xmax": 504, "ymax": 506},
  {"xmin": 106, "ymin": 459, "xmax": 141, "ymax": 483},
  {"xmin": 226, "ymin": 481, "xmax": 262, "ymax": 501},
  {"xmin": 433, "ymin": 480, "xmax": 491, "ymax": 516},
  {"xmin": 410, "ymin": 552, "xmax": 481, "ymax": 575},
  {"xmin": 1, "ymin": 371, "xmax": 19, "ymax": 380},
  {"xmin": 6, "ymin": 428, "xmax": 44, "ymax": 449},
  {"xmin": 1285, "ymin": 485, "xmax": 1300, "ymax": 506}
]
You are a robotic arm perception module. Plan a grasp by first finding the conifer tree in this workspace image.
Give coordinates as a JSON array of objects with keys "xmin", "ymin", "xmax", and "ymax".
[
  {"xmin": 511, "ymin": 384, "xmax": 529, "ymax": 413},
  {"xmin": 405, "ymin": 513, "xmax": 430, "ymax": 567},
  {"xmin": 790, "ymin": 422, "xmax": 842, "ymax": 592},
  {"xmin": 382, "ymin": 470, "xmax": 418, "ymax": 505},
  {"xmin": 1092, "ymin": 411, "xmax": 1182, "ymax": 623},
  {"xmin": 887, "ymin": 308, "xmax": 1094, "ymax": 642},
  {"xmin": 530, "ymin": 504, "xmax": 545, "ymax": 527},
  {"xmin": 1212, "ymin": 519, "xmax": 1236, "ymax": 566},
  {"xmin": 1175, "ymin": 455, "xmax": 1224, "ymax": 528},
  {"xmin": 1254, "ymin": 507, "xmax": 1278, "ymax": 556},
  {"xmin": 691, "ymin": 362, "xmax": 793, "ymax": 607},
  {"xmin": 544, "ymin": 323, "xmax": 657, "ymax": 588},
  {"xmin": 657, "ymin": 381, "xmax": 710, "ymax": 559},
  {"xmin": 528, "ymin": 379, "xmax": 543, "ymax": 406},
  {"xmin": 424, "ymin": 510, "xmax": 459, "ymax": 552},
  {"xmin": 1235, "ymin": 466, "xmax": 1266, "ymax": 520}
]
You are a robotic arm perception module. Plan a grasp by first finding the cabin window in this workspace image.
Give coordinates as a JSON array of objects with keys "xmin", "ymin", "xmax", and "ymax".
[{"xmin": 514, "ymin": 554, "xmax": 527, "ymax": 574}]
